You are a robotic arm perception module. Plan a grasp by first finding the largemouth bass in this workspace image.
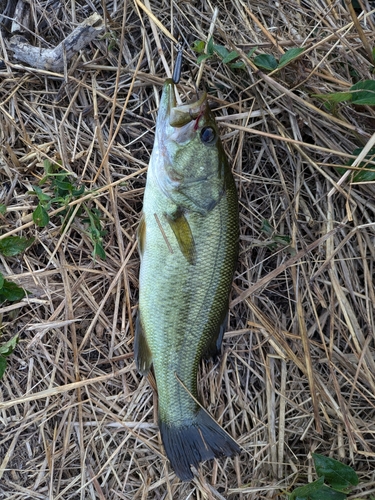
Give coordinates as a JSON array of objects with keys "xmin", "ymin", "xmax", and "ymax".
[{"xmin": 135, "ymin": 75, "xmax": 240, "ymax": 481}]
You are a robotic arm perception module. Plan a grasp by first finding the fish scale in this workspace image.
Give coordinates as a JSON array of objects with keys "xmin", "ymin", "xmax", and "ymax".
[{"xmin": 135, "ymin": 78, "xmax": 240, "ymax": 480}]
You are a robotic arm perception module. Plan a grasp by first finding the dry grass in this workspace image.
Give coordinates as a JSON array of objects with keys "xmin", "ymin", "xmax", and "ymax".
[{"xmin": 1, "ymin": 0, "xmax": 375, "ymax": 498}]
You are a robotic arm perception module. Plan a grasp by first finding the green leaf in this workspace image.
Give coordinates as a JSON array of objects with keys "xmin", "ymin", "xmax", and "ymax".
[
  {"xmin": 207, "ymin": 37, "xmax": 214, "ymax": 56},
  {"xmin": 290, "ymin": 477, "xmax": 325, "ymax": 500},
  {"xmin": 278, "ymin": 47, "xmax": 304, "ymax": 68},
  {"xmin": 0, "ymin": 280, "xmax": 26, "ymax": 302},
  {"xmin": 229, "ymin": 61, "xmax": 245, "ymax": 69},
  {"xmin": 43, "ymin": 158, "xmax": 62, "ymax": 174},
  {"xmin": 312, "ymin": 92, "xmax": 353, "ymax": 103},
  {"xmin": 261, "ymin": 219, "xmax": 291, "ymax": 248},
  {"xmin": 93, "ymin": 241, "xmax": 106, "ymax": 260},
  {"xmin": 0, "ymin": 272, "xmax": 4, "ymax": 289},
  {"xmin": 0, "ymin": 355, "xmax": 7, "ymax": 380},
  {"xmin": 0, "ymin": 335, "xmax": 19, "ymax": 356},
  {"xmin": 84, "ymin": 206, "xmax": 102, "ymax": 231},
  {"xmin": 0, "ymin": 236, "xmax": 34, "ymax": 257},
  {"xmin": 273, "ymin": 234, "xmax": 291, "ymax": 246},
  {"xmin": 337, "ymin": 146, "xmax": 375, "ymax": 183},
  {"xmin": 313, "ymin": 78, "xmax": 375, "ymax": 105},
  {"xmin": 372, "ymin": 47, "xmax": 375, "ymax": 65},
  {"xmin": 253, "ymin": 53, "xmax": 278, "ymax": 71},
  {"xmin": 43, "ymin": 158, "xmax": 55, "ymax": 175},
  {"xmin": 32, "ymin": 185, "xmax": 51, "ymax": 203},
  {"xmin": 222, "ymin": 50, "xmax": 240, "ymax": 64},
  {"xmin": 312, "ymin": 453, "xmax": 359, "ymax": 491},
  {"xmin": 261, "ymin": 219, "xmax": 274, "ymax": 236},
  {"xmin": 72, "ymin": 185, "xmax": 85, "ymax": 197},
  {"xmin": 0, "ymin": 204, "xmax": 6, "ymax": 215},
  {"xmin": 247, "ymin": 48, "xmax": 257, "ymax": 59},
  {"xmin": 350, "ymin": 80, "xmax": 375, "ymax": 105},
  {"xmin": 197, "ymin": 53, "xmax": 212, "ymax": 64},
  {"xmin": 310, "ymin": 485, "xmax": 347, "ymax": 500},
  {"xmin": 213, "ymin": 44, "xmax": 230, "ymax": 60},
  {"xmin": 53, "ymin": 178, "xmax": 73, "ymax": 194},
  {"xmin": 33, "ymin": 204, "xmax": 50, "ymax": 227},
  {"xmin": 191, "ymin": 40, "xmax": 205, "ymax": 54}
]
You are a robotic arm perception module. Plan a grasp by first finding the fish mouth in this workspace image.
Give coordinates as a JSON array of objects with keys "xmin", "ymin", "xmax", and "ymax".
[
  {"xmin": 169, "ymin": 92, "xmax": 207, "ymax": 128},
  {"xmin": 158, "ymin": 79, "xmax": 208, "ymax": 130}
]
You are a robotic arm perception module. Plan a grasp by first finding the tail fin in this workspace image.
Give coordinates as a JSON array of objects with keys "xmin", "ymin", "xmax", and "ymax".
[{"xmin": 159, "ymin": 408, "xmax": 240, "ymax": 481}]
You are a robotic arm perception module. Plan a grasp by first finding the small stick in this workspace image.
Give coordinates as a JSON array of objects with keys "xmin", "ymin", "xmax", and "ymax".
[
  {"xmin": 344, "ymin": 0, "xmax": 373, "ymax": 63},
  {"xmin": 7, "ymin": 12, "xmax": 104, "ymax": 71},
  {"xmin": 196, "ymin": 7, "xmax": 219, "ymax": 89}
]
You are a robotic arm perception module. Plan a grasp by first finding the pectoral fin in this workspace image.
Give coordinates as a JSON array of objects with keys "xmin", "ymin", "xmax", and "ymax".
[
  {"xmin": 134, "ymin": 313, "xmax": 152, "ymax": 375},
  {"xmin": 164, "ymin": 211, "xmax": 196, "ymax": 265}
]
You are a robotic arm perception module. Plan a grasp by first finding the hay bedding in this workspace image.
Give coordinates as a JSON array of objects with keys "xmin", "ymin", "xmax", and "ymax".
[{"xmin": 0, "ymin": 0, "xmax": 375, "ymax": 498}]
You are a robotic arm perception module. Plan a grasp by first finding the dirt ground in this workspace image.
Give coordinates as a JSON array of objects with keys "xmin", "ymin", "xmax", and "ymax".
[{"xmin": 1, "ymin": 1, "xmax": 375, "ymax": 499}]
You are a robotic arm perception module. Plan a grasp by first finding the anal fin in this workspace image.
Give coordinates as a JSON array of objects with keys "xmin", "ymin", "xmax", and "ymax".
[
  {"xmin": 203, "ymin": 312, "xmax": 228, "ymax": 360},
  {"xmin": 134, "ymin": 312, "xmax": 152, "ymax": 375}
]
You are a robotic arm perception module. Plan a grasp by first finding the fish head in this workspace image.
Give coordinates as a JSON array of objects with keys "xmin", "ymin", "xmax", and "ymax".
[{"xmin": 153, "ymin": 79, "xmax": 229, "ymax": 215}]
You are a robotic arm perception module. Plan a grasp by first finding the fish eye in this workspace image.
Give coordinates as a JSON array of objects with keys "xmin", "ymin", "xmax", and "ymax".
[{"xmin": 200, "ymin": 126, "xmax": 216, "ymax": 145}]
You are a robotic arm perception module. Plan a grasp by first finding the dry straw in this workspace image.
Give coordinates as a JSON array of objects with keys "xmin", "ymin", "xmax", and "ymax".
[{"xmin": 1, "ymin": 0, "xmax": 375, "ymax": 498}]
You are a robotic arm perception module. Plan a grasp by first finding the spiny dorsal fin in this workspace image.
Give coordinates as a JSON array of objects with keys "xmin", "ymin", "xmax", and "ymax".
[{"xmin": 164, "ymin": 210, "xmax": 196, "ymax": 265}]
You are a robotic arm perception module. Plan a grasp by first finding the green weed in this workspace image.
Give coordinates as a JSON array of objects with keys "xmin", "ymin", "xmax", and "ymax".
[
  {"xmin": 192, "ymin": 38, "xmax": 304, "ymax": 72},
  {"xmin": 31, "ymin": 160, "xmax": 106, "ymax": 259},
  {"xmin": 0, "ymin": 335, "xmax": 19, "ymax": 379},
  {"xmin": 313, "ymin": 80, "xmax": 375, "ymax": 106},
  {"xmin": 288, "ymin": 453, "xmax": 359, "ymax": 500},
  {"xmin": 0, "ymin": 236, "xmax": 33, "ymax": 303},
  {"xmin": 0, "ymin": 236, "xmax": 33, "ymax": 379},
  {"xmin": 337, "ymin": 147, "xmax": 375, "ymax": 183},
  {"xmin": 261, "ymin": 219, "xmax": 293, "ymax": 252}
]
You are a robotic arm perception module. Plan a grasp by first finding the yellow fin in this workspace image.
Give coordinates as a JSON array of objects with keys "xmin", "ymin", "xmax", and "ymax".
[
  {"xmin": 134, "ymin": 313, "xmax": 152, "ymax": 375},
  {"xmin": 137, "ymin": 215, "xmax": 146, "ymax": 257},
  {"xmin": 164, "ymin": 211, "xmax": 196, "ymax": 265}
]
